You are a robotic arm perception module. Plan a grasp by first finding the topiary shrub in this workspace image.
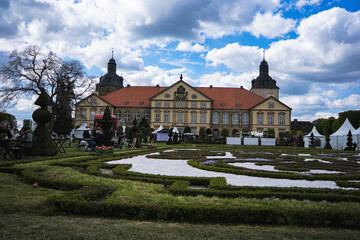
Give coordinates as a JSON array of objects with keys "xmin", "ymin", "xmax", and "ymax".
[{"xmin": 344, "ymin": 130, "xmax": 354, "ymax": 151}]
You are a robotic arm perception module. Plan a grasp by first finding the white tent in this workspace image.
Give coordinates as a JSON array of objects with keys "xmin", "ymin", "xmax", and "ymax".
[
  {"xmin": 353, "ymin": 127, "xmax": 360, "ymax": 151},
  {"xmin": 73, "ymin": 123, "xmax": 89, "ymax": 139},
  {"xmin": 330, "ymin": 118, "xmax": 356, "ymax": 150},
  {"xmin": 304, "ymin": 126, "xmax": 325, "ymax": 148},
  {"xmin": 152, "ymin": 125, "xmax": 163, "ymax": 134},
  {"xmin": 172, "ymin": 127, "xmax": 179, "ymax": 134}
]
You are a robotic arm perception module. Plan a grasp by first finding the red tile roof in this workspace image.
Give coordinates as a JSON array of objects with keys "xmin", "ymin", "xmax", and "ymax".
[
  {"xmin": 196, "ymin": 87, "xmax": 264, "ymax": 109},
  {"xmin": 101, "ymin": 86, "xmax": 167, "ymax": 108},
  {"xmin": 100, "ymin": 85, "xmax": 264, "ymax": 109}
]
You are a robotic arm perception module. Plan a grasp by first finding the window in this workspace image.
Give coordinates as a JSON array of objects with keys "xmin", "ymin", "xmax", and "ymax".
[
  {"xmin": 178, "ymin": 113, "xmax": 183, "ymax": 123},
  {"xmin": 242, "ymin": 112, "xmax": 249, "ymax": 125},
  {"xmin": 155, "ymin": 113, "xmax": 160, "ymax": 123},
  {"xmin": 213, "ymin": 112, "xmax": 219, "ymax": 124},
  {"xmin": 268, "ymin": 102, "xmax": 274, "ymax": 108},
  {"xmin": 143, "ymin": 110, "xmax": 150, "ymax": 121},
  {"xmin": 134, "ymin": 110, "xmax": 140, "ymax": 121},
  {"xmin": 106, "ymin": 87, "xmax": 110, "ymax": 93},
  {"xmin": 191, "ymin": 102, "xmax": 197, "ymax": 108},
  {"xmin": 156, "ymin": 101, "xmax": 161, "ymax": 107},
  {"xmin": 191, "ymin": 128, "xmax": 196, "ymax": 134},
  {"xmin": 139, "ymin": 101, "xmax": 144, "ymax": 105},
  {"xmin": 90, "ymin": 99, "xmax": 97, "ymax": 104},
  {"xmin": 125, "ymin": 110, "xmax": 130, "ymax": 123},
  {"xmin": 164, "ymin": 113, "xmax": 169, "ymax": 123},
  {"xmin": 279, "ymin": 115, "xmax": 285, "ymax": 125},
  {"xmin": 268, "ymin": 115, "xmax": 274, "ymax": 125},
  {"xmin": 191, "ymin": 94, "xmax": 197, "ymax": 99},
  {"xmin": 232, "ymin": 113, "xmax": 239, "ymax": 125},
  {"xmin": 80, "ymin": 110, "xmax": 86, "ymax": 120},
  {"xmin": 164, "ymin": 101, "xmax": 170, "ymax": 107},
  {"xmin": 164, "ymin": 93, "xmax": 170, "ymax": 98},
  {"xmin": 90, "ymin": 111, "xmax": 96, "ymax": 120},
  {"xmin": 201, "ymin": 102, "xmax": 206, "ymax": 108},
  {"xmin": 114, "ymin": 109, "xmax": 121, "ymax": 121},
  {"xmin": 200, "ymin": 114, "xmax": 206, "ymax": 124},
  {"xmin": 257, "ymin": 114, "xmax": 263, "ymax": 125},
  {"xmin": 191, "ymin": 113, "xmax": 197, "ymax": 124},
  {"xmin": 222, "ymin": 112, "xmax": 229, "ymax": 124},
  {"xmin": 177, "ymin": 102, "xmax": 183, "ymax": 108}
]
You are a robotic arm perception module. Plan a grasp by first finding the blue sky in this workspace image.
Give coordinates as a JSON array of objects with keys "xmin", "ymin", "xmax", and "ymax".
[{"xmin": 0, "ymin": 0, "xmax": 360, "ymax": 126}]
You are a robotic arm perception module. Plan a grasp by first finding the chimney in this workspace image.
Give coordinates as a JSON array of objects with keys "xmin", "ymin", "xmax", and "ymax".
[
  {"xmin": 210, "ymin": 85, "xmax": 213, "ymax": 88},
  {"xmin": 156, "ymin": 84, "xmax": 159, "ymax": 88},
  {"xmin": 127, "ymin": 84, "xmax": 131, "ymax": 87},
  {"xmin": 240, "ymin": 86, "xmax": 243, "ymax": 89}
]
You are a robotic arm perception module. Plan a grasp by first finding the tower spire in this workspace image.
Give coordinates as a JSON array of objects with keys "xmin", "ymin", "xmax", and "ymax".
[
  {"xmin": 263, "ymin": 50, "xmax": 265, "ymax": 61},
  {"xmin": 112, "ymin": 48, "xmax": 114, "ymax": 58}
]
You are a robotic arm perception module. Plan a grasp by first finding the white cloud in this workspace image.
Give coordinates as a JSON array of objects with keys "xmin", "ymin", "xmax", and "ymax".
[
  {"xmin": 205, "ymin": 43, "xmax": 261, "ymax": 72},
  {"xmin": 176, "ymin": 42, "xmax": 207, "ymax": 52},
  {"xmin": 296, "ymin": 0, "xmax": 322, "ymax": 8},
  {"xmin": 191, "ymin": 72, "xmax": 253, "ymax": 89},
  {"xmin": 332, "ymin": 94, "xmax": 360, "ymax": 109},
  {"xmin": 245, "ymin": 12, "xmax": 296, "ymax": 38},
  {"xmin": 321, "ymin": 90, "xmax": 338, "ymax": 98}
]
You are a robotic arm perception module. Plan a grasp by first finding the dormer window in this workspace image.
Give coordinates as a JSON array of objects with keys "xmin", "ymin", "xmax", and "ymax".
[
  {"xmin": 139, "ymin": 101, "xmax": 144, "ymax": 105},
  {"xmin": 236, "ymin": 103, "xmax": 241, "ymax": 107},
  {"xmin": 124, "ymin": 101, "xmax": 129, "ymax": 105},
  {"xmin": 220, "ymin": 102, "xmax": 226, "ymax": 106}
]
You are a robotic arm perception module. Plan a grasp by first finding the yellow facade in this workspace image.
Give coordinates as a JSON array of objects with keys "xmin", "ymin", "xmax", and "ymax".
[
  {"xmin": 250, "ymin": 97, "xmax": 291, "ymax": 137},
  {"xmin": 74, "ymin": 93, "xmax": 113, "ymax": 127},
  {"xmin": 149, "ymin": 81, "xmax": 212, "ymax": 134}
]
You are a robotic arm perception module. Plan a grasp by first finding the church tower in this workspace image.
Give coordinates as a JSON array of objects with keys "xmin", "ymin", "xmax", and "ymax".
[
  {"xmin": 250, "ymin": 51, "xmax": 279, "ymax": 99},
  {"xmin": 96, "ymin": 52, "xmax": 124, "ymax": 96}
]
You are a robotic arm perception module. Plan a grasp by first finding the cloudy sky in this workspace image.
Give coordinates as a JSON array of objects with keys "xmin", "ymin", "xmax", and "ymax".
[{"xmin": 1, "ymin": 0, "xmax": 360, "ymax": 125}]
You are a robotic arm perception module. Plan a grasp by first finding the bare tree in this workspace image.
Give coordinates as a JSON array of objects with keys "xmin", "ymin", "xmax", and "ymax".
[{"xmin": 0, "ymin": 45, "xmax": 95, "ymax": 112}]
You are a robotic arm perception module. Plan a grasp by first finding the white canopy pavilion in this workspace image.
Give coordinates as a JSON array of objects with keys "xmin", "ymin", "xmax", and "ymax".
[
  {"xmin": 330, "ymin": 118, "xmax": 356, "ymax": 150},
  {"xmin": 304, "ymin": 126, "xmax": 325, "ymax": 148}
]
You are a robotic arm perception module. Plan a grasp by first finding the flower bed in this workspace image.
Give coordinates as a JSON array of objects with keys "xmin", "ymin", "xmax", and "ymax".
[{"xmin": 95, "ymin": 145, "xmax": 114, "ymax": 153}]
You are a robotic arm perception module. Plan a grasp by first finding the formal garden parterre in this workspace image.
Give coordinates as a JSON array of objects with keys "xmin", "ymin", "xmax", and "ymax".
[{"xmin": 1, "ymin": 144, "xmax": 360, "ymax": 239}]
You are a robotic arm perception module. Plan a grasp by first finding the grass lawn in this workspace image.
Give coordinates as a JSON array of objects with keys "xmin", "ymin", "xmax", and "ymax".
[{"xmin": 1, "ymin": 143, "xmax": 360, "ymax": 239}]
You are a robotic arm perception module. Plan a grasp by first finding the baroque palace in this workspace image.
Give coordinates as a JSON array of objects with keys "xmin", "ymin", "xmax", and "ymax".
[{"xmin": 74, "ymin": 55, "xmax": 291, "ymax": 138}]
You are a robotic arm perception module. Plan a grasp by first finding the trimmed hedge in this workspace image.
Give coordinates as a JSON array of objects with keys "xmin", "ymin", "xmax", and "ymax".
[
  {"xmin": 189, "ymin": 160, "xmax": 360, "ymax": 182},
  {"xmin": 167, "ymin": 178, "xmax": 360, "ymax": 203}
]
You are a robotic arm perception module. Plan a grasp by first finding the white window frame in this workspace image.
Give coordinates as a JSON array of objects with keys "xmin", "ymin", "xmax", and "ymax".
[
  {"xmin": 155, "ymin": 113, "xmax": 160, "ymax": 123},
  {"xmin": 213, "ymin": 112, "xmax": 219, "ymax": 124},
  {"xmin": 242, "ymin": 112, "xmax": 249, "ymax": 125},
  {"xmin": 156, "ymin": 101, "xmax": 161, "ymax": 107},
  {"xmin": 268, "ymin": 115, "xmax": 274, "ymax": 125},
  {"xmin": 191, "ymin": 102, "xmax": 197, "ymax": 108},
  {"xmin": 125, "ymin": 110, "xmax": 131, "ymax": 123},
  {"xmin": 191, "ymin": 113, "xmax": 197, "ymax": 124},
  {"xmin": 200, "ymin": 114, "xmax": 206, "ymax": 124},
  {"xmin": 257, "ymin": 114, "xmax": 263, "ymax": 125},
  {"xmin": 178, "ymin": 113, "xmax": 183, "ymax": 123},
  {"xmin": 279, "ymin": 115, "xmax": 285, "ymax": 125},
  {"xmin": 164, "ymin": 101, "xmax": 170, "ymax": 108},
  {"xmin": 232, "ymin": 113, "xmax": 239, "ymax": 125},
  {"xmin": 222, "ymin": 112, "xmax": 229, "ymax": 124},
  {"xmin": 164, "ymin": 113, "xmax": 169, "ymax": 123}
]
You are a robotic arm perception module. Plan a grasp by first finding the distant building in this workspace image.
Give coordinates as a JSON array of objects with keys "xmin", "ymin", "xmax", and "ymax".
[
  {"xmin": 291, "ymin": 119, "xmax": 313, "ymax": 136},
  {"xmin": 75, "ymin": 55, "xmax": 292, "ymax": 138}
]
